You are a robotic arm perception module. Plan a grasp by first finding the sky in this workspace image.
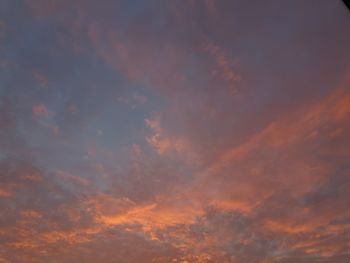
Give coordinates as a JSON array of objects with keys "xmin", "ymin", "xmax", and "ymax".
[{"xmin": 0, "ymin": 0, "xmax": 350, "ymax": 262}]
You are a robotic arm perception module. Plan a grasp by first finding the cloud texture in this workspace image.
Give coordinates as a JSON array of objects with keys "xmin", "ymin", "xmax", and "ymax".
[{"xmin": 0, "ymin": 0, "xmax": 350, "ymax": 262}]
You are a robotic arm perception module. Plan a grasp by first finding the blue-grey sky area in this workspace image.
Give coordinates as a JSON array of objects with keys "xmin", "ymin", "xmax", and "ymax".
[{"xmin": 0, "ymin": 1, "xmax": 350, "ymax": 262}]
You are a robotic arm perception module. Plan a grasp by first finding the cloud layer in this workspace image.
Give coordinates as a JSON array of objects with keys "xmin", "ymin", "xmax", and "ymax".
[{"xmin": 0, "ymin": 0, "xmax": 350, "ymax": 262}]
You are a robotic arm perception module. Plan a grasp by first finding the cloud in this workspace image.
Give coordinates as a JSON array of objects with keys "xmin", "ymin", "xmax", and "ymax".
[
  {"xmin": 1, "ymin": 0, "xmax": 350, "ymax": 262},
  {"xmin": 145, "ymin": 118, "xmax": 188, "ymax": 156},
  {"xmin": 32, "ymin": 69, "xmax": 49, "ymax": 88},
  {"xmin": 32, "ymin": 104, "xmax": 51, "ymax": 118}
]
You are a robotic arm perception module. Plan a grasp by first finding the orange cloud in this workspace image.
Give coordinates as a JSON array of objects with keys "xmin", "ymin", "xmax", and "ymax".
[
  {"xmin": 202, "ymin": 41, "xmax": 241, "ymax": 94},
  {"xmin": 0, "ymin": 188, "xmax": 13, "ymax": 197},
  {"xmin": 145, "ymin": 118, "xmax": 191, "ymax": 157},
  {"xmin": 32, "ymin": 104, "xmax": 51, "ymax": 118},
  {"xmin": 2, "ymin": 1, "xmax": 350, "ymax": 262}
]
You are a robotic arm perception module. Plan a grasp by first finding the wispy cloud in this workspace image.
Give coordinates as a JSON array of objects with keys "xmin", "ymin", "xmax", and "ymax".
[{"xmin": 0, "ymin": 0, "xmax": 350, "ymax": 262}]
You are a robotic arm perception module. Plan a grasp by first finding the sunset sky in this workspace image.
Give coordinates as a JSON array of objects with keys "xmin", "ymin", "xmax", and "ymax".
[{"xmin": 0, "ymin": 1, "xmax": 350, "ymax": 262}]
